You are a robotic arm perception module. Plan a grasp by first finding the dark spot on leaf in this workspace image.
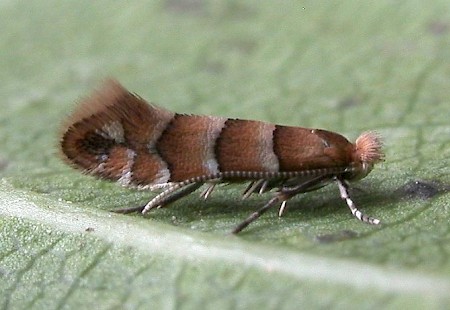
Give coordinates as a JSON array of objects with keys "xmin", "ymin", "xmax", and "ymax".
[
  {"xmin": 0, "ymin": 157, "xmax": 8, "ymax": 171},
  {"xmin": 428, "ymin": 20, "xmax": 449, "ymax": 35},
  {"xmin": 85, "ymin": 227, "xmax": 95, "ymax": 232},
  {"xmin": 221, "ymin": 39, "xmax": 257, "ymax": 55},
  {"xmin": 380, "ymin": 41, "xmax": 418, "ymax": 56},
  {"xmin": 165, "ymin": 0, "xmax": 206, "ymax": 15},
  {"xmin": 218, "ymin": 2, "xmax": 256, "ymax": 19},
  {"xmin": 337, "ymin": 96, "xmax": 362, "ymax": 109},
  {"xmin": 316, "ymin": 230, "xmax": 358, "ymax": 243},
  {"xmin": 203, "ymin": 61, "xmax": 225, "ymax": 74},
  {"xmin": 394, "ymin": 180, "xmax": 450, "ymax": 200}
]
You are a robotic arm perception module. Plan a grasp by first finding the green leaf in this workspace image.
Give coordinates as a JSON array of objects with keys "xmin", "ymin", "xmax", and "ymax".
[{"xmin": 1, "ymin": 1, "xmax": 449, "ymax": 309}]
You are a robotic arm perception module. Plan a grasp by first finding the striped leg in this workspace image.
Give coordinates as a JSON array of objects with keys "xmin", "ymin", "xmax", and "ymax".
[
  {"xmin": 113, "ymin": 182, "xmax": 203, "ymax": 214},
  {"xmin": 141, "ymin": 182, "xmax": 203, "ymax": 214},
  {"xmin": 336, "ymin": 179, "xmax": 380, "ymax": 225}
]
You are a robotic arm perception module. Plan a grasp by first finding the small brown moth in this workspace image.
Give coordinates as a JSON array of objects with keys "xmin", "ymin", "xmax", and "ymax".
[{"xmin": 60, "ymin": 80, "xmax": 384, "ymax": 233}]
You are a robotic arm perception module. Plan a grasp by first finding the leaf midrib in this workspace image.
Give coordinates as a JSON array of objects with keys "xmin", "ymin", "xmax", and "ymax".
[{"xmin": 1, "ymin": 179, "xmax": 449, "ymax": 299}]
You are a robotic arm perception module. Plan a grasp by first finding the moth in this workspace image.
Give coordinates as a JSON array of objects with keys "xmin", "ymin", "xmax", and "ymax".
[{"xmin": 60, "ymin": 80, "xmax": 384, "ymax": 233}]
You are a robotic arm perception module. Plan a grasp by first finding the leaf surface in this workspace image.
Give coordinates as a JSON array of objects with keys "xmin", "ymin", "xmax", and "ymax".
[{"xmin": 1, "ymin": 1, "xmax": 449, "ymax": 309}]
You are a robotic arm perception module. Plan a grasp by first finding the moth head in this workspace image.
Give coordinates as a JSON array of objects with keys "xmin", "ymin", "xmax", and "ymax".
[{"xmin": 348, "ymin": 131, "xmax": 384, "ymax": 181}]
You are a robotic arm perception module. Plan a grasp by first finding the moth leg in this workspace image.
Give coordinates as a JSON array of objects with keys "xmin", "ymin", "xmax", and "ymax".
[
  {"xmin": 336, "ymin": 179, "xmax": 380, "ymax": 225},
  {"xmin": 242, "ymin": 179, "xmax": 266, "ymax": 199},
  {"xmin": 278, "ymin": 200, "xmax": 288, "ymax": 217},
  {"xmin": 276, "ymin": 175, "xmax": 331, "ymax": 217},
  {"xmin": 156, "ymin": 182, "xmax": 203, "ymax": 208},
  {"xmin": 242, "ymin": 180, "xmax": 256, "ymax": 199},
  {"xmin": 231, "ymin": 196, "xmax": 281, "ymax": 234},
  {"xmin": 258, "ymin": 180, "xmax": 269, "ymax": 194},
  {"xmin": 142, "ymin": 182, "xmax": 203, "ymax": 214},
  {"xmin": 279, "ymin": 175, "xmax": 329, "ymax": 196},
  {"xmin": 200, "ymin": 183, "xmax": 216, "ymax": 200},
  {"xmin": 233, "ymin": 175, "xmax": 331, "ymax": 234},
  {"xmin": 113, "ymin": 183, "xmax": 202, "ymax": 214},
  {"xmin": 112, "ymin": 205, "xmax": 145, "ymax": 214}
]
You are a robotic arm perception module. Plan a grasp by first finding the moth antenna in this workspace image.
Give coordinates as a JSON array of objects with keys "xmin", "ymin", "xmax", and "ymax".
[{"xmin": 337, "ymin": 179, "xmax": 380, "ymax": 225}]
